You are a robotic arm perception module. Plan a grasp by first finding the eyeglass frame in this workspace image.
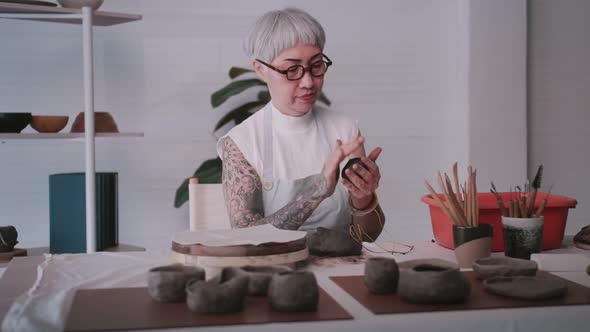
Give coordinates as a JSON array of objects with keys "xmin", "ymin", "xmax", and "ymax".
[{"xmin": 255, "ymin": 54, "xmax": 333, "ymax": 81}]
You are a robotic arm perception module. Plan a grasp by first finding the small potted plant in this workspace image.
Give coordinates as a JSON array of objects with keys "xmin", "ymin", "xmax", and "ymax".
[
  {"xmin": 425, "ymin": 163, "xmax": 493, "ymax": 268},
  {"xmin": 490, "ymin": 165, "xmax": 548, "ymax": 260}
]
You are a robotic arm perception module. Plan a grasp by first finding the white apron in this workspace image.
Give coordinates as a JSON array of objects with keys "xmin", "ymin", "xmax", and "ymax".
[{"xmin": 260, "ymin": 104, "xmax": 351, "ymax": 232}]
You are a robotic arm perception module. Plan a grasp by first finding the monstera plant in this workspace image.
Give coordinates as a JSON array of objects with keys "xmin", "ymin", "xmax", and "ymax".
[{"xmin": 174, "ymin": 67, "xmax": 331, "ymax": 208}]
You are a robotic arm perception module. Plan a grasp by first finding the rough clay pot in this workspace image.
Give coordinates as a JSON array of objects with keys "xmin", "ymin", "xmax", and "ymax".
[
  {"xmin": 268, "ymin": 271, "xmax": 319, "ymax": 312},
  {"xmin": 398, "ymin": 259, "xmax": 471, "ymax": 304},
  {"xmin": 502, "ymin": 216, "xmax": 544, "ymax": 260},
  {"xmin": 185, "ymin": 267, "xmax": 249, "ymax": 313},
  {"xmin": 147, "ymin": 264, "xmax": 205, "ymax": 302},
  {"xmin": 452, "ymin": 223, "xmax": 493, "ymax": 268},
  {"xmin": 0, "ymin": 226, "xmax": 18, "ymax": 253},
  {"xmin": 306, "ymin": 227, "xmax": 362, "ymax": 257},
  {"xmin": 473, "ymin": 256, "xmax": 538, "ymax": 280},
  {"xmin": 222, "ymin": 265, "xmax": 291, "ymax": 296},
  {"xmin": 364, "ymin": 257, "xmax": 399, "ymax": 294}
]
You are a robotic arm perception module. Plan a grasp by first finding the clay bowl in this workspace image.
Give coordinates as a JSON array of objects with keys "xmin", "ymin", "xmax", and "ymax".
[
  {"xmin": 70, "ymin": 112, "xmax": 119, "ymax": 133},
  {"xmin": 147, "ymin": 264, "xmax": 205, "ymax": 302},
  {"xmin": 0, "ymin": 113, "xmax": 32, "ymax": 133},
  {"xmin": 473, "ymin": 256, "xmax": 538, "ymax": 280},
  {"xmin": 398, "ymin": 258, "xmax": 471, "ymax": 304},
  {"xmin": 185, "ymin": 270, "xmax": 249, "ymax": 313},
  {"xmin": 30, "ymin": 115, "xmax": 69, "ymax": 133},
  {"xmin": 268, "ymin": 271, "xmax": 319, "ymax": 312}
]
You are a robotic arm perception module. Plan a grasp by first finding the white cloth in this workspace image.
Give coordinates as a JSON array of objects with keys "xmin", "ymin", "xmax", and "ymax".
[
  {"xmin": 217, "ymin": 102, "xmax": 360, "ymax": 180},
  {"xmin": 1, "ymin": 251, "xmax": 171, "ymax": 332}
]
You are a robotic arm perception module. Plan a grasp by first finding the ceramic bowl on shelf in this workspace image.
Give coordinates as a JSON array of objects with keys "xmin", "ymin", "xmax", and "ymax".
[
  {"xmin": 0, "ymin": 112, "xmax": 32, "ymax": 133},
  {"xmin": 57, "ymin": 0, "xmax": 103, "ymax": 10},
  {"xmin": 30, "ymin": 115, "xmax": 69, "ymax": 133},
  {"xmin": 70, "ymin": 112, "xmax": 119, "ymax": 133}
]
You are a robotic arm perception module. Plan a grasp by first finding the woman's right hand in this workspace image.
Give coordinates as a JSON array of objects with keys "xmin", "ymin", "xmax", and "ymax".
[{"xmin": 322, "ymin": 136, "xmax": 365, "ymax": 196}]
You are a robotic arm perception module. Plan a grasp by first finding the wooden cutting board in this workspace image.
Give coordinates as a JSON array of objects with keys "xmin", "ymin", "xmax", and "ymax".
[
  {"xmin": 330, "ymin": 271, "xmax": 590, "ymax": 314},
  {"xmin": 64, "ymin": 286, "xmax": 351, "ymax": 332},
  {"xmin": 171, "ymin": 237, "xmax": 307, "ymax": 257}
]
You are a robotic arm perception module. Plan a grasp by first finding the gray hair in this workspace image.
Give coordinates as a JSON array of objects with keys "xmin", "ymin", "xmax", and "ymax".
[{"xmin": 244, "ymin": 7, "xmax": 326, "ymax": 62}]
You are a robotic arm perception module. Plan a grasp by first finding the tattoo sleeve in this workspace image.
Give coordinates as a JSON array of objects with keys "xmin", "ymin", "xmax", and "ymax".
[{"xmin": 221, "ymin": 137, "xmax": 330, "ymax": 230}]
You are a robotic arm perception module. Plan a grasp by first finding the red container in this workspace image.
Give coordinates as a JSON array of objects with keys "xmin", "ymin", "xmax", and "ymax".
[{"xmin": 422, "ymin": 192, "xmax": 577, "ymax": 252}]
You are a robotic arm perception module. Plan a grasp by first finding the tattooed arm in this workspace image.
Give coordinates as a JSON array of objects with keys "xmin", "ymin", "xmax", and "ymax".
[
  {"xmin": 221, "ymin": 136, "xmax": 330, "ymax": 230},
  {"xmin": 221, "ymin": 135, "xmax": 364, "ymax": 230}
]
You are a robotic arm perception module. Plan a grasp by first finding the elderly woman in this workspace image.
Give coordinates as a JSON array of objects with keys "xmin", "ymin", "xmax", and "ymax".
[{"xmin": 216, "ymin": 8, "xmax": 385, "ymax": 241}]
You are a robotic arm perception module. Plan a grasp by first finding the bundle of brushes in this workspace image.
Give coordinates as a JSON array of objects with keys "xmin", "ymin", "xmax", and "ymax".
[
  {"xmin": 490, "ymin": 164, "xmax": 552, "ymax": 218},
  {"xmin": 425, "ymin": 162, "xmax": 479, "ymax": 227}
]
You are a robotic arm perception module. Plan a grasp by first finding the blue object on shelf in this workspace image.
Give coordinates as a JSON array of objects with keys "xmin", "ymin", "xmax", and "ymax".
[{"xmin": 49, "ymin": 172, "xmax": 118, "ymax": 254}]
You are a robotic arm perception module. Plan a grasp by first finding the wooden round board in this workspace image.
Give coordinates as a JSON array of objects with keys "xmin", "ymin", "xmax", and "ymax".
[
  {"xmin": 0, "ymin": 248, "xmax": 27, "ymax": 262},
  {"xmin": 171, "ymin": 237, "xmax": 307, "ymax": 257}
]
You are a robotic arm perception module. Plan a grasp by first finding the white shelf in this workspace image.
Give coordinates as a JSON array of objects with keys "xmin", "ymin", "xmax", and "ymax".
[
  {"xmin": 1, "ymin": 4, "xmax": 142, "ymax": 253},
  {"xmin": 0, "ymin": 132, "xmax": 144, "ymax": 140},
  {"xmin": 0, "ymin": 2, "xmax": 141, "ymax": 26}
]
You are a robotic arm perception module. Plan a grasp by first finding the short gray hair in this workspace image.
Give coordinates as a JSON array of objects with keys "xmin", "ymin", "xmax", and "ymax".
[{"xmin": 244, "ymin": 7, "xmax": 326, "ymax": 62}]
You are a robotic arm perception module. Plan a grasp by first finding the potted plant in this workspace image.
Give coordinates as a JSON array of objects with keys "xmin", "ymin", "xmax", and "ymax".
[{"xmin": 173, "ymin": 67, "xmax": 331, "ymax": 208}]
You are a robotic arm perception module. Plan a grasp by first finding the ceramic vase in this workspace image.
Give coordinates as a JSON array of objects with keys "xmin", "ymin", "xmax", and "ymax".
[
  {"xmin": 452, "ymin": 223, "xmax": 493, "ymax": 268},
  {"xmin": 502, "ymin": 216, "xmax": 544, "ymax": 260}
]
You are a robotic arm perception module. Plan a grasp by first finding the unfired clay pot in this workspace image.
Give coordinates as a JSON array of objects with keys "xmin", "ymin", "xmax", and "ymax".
[
  {"xmin": 473, "ymin": 256, "xmax": 538, "ymax": 280},
  {"xmin": 185, "ymin": 267, "xmax": 249, "ymax": 313},
  {"xmin": 398, "ymin": 259, "xmax": 471, "ymax": 304},
  {"xmin": 223, "ymin": 265, "xmax": 291, "ymax": 296},
  {"xmin": 147, "ymin": 264, "xmax": 205, "ymax": 302},
  {"xmin": 364, "ymin": 257, "xmax": 399, "ymax": 294},
  {"xmin": 306, "ymin": 227, "xmax": 362, "ymax": 257},
  {"xmin": 268, "ymin": 271, "xmax": 319, "ymax": 312}
]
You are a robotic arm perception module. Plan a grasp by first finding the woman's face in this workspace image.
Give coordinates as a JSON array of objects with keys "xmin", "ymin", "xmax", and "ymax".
[{"xmin": 254, "ymin": 43, "xmax": 325, "ymax": 117}]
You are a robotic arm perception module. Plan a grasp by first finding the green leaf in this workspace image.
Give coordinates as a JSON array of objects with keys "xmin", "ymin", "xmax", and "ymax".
[
  {"xmin": 318, "ymin": 92, "xmax": 331, "ymax": 106},
  {"xmin": 214, "ymin": 101, "xmax": 266, "ymax": 131},
  {"xmin": 174, "ymin": 157, "xmax": 223, "ymax": 208},
  {"xmin": 229, "ymin": 67, "xmax": 254, "ymax": 79},
  {"xmin": 211, "ymin": 79, "xmax": 266, "ymax": 108}
]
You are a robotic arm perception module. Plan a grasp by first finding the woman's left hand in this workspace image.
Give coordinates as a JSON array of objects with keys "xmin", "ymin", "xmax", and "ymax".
[{"xmin": 342, "ymin": 147, "xmax": 382, "ymax": 208}]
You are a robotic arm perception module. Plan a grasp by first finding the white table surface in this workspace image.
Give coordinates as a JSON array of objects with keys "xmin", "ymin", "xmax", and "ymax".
[{"xmin": 0, "ymin": 239, "xmax": 589, "ymax": 332}]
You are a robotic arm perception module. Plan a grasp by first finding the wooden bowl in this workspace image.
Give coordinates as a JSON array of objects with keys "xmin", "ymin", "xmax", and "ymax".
[
  {"xmin": 31, "ymin": 115, "xmax": 69, "ymax": 133},
  {"xmin": 70, "ymin": 112, "xmax": 119, "ymax": 133}
]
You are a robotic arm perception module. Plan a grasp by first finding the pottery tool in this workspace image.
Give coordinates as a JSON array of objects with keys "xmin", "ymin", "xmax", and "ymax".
[
  {"xmin": 535, "ymin": 185, "xmax": 553, "ymax": 216},
  {"xmin": 424, "ymin": 163, "xmax": 479, "ymax": 227},
  {"xmin": 527, "ymin": 165, "xmax": 543, "ymax": 217}
]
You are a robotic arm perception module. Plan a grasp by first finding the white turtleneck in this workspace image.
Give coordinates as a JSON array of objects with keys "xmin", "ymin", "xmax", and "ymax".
[{"xmin": 217, "ymin": 102, "xmax": 359, "ymax": 180}]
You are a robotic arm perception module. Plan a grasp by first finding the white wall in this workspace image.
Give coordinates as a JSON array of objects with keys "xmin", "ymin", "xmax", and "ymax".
[
  {"xmin": 0, "ymin": 0, "xmax": 528, "ymax": 250},
  {"xmin": 528, "ymin": 0, "xmax": 590, "ymax": 235}
]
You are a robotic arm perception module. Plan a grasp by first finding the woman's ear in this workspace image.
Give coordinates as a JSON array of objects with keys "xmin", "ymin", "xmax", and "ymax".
[{"xmin": 253, "ymin": 61, "xmax": 267, "ymax": 83}]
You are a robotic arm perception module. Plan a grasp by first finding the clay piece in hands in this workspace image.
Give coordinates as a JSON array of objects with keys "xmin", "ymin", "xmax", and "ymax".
[
  {"xmin": 222, "ymin": 265, "xmax": 291, "ymax": 296},
  {"xmin": 398, "ymin": 259, "xmax": 471, "ymax": 304},
  {"xmin": 364, "ymin": 257, "xmax": 399, "ymax": 294},
  {"xmin": 0, "ymin": 226, "xmax": 18, "ymax": 253},
  {"xmin": 473, "ymin": 256, "xmax": 538, "ymax": 280},
  {"xmin": 306, "ymin": 227, "xmax": 362, "ymax": 257},
  {"xmin": 147, "ymin": 264, "xmax": 205, "ymax": 302},
  {"xmin": 483, "ymin": 276, "xmax": 567, "ymax": 300},
  {"xmin": 185, "ymin": 267, "xmax": 249, "ymax": 313},
  {"xmin": 268, "ymin": 271, "xmax": 319, "ymax": 312},
  {"xmin": 341, "ymin": 157, "xmax": 369, "ymax": 182}
]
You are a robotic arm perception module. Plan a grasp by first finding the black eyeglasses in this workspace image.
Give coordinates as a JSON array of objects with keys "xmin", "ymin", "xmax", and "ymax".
[{"xmin": 256, "ymin": 55, "xmax": 333, "ymax": 81}]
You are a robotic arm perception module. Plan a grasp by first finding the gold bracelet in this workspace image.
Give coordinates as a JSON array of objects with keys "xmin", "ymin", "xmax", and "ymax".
[{"xmin": 349, "ymin": 193, "xmax": 378, "ymax": 216}]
